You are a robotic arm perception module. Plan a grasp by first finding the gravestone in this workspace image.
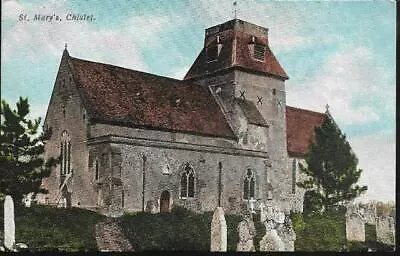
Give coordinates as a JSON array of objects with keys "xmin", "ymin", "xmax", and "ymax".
[
  {"xmin": 364, "ymin": 203, "xmax": 376, "ymax": 225},
  {"xmin": 260, "ymin": 202, "xmax": 295, "ymax": 251},
  {"xmin": 248, "ymin": 198, "xmax": 256, "ymax": 214},
  {"xmin": 277, "ymin": 215, "xmax": 296, "ymax": 251},
  {"xmin": 145, "ymin": 200, "xmax": 157, "ymax": 214},
  {"xmin": 236, "ymin": 217, "xmax": 256, "ymax": 251},
  {"xmin": 210, "ymin": 207, "xmax": 227, "ymax": 252},
  {"xmin": 259, "ymin": 203, "xmax": 266, "ymax": 222},
  {"xmin": 260, "ymin": 226, "xmax": 285, "ymax": 251},
  {"xmin": 346, "ymin": 213, "xmax": 365, "ymax": 242},
  {"xmin": 4, "ymin": 195, "xmax": 15, "ymax": 250},
  {"xmin": 376, "ymin": 216, "xmax": 395, "ymax": 245},
  {"xmin": 22, "ymin": 192, "xmax": 33, "ymax": 208}
]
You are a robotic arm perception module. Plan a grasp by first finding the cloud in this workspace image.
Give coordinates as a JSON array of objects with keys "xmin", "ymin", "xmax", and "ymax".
[
  {"xmin": 349, "ymin": 130, "xmax": 395, "ymax": 203},
  {"xmin": 195, "ymin": 0, "xmax": 343, "ymax": 53},
  {"xmin": 286, "ymin": 46, "xmax": 393, "ymax": 125},
  {"xmin": 1, "ymin": 0, "xmax": 170, "ymax": 73}
]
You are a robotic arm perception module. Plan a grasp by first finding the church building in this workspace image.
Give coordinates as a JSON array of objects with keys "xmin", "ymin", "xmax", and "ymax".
[{"xmin": 39, "ymin": 19, "xmax": 326, "ymax": 216}]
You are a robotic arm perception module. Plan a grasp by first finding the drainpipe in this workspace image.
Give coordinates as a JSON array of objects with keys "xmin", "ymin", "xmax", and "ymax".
[
  {"xmin": 218, "ymin": 162, "xmax": 222, "ymax": 207},
  {"xmin": 142, "ymin": 155, "xmax": 147, "ymax": 212}
]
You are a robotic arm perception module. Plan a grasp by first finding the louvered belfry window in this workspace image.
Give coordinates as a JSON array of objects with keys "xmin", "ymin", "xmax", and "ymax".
[
  {"xmin": 180, "ymin": 163, "xmax": 195, "ymax": 198},
  {"xmin": 206, "ymin": 45, "xmax": 218, "ymax": 62},
  {"xmin": 253, "ymin": 44, "xmax": 265, "ymax": 61}
]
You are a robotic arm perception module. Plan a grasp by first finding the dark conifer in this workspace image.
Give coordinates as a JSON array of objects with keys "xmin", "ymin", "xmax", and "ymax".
[
  {"xmin": 297, "ymin": 113, "xmax": 367, "ymax": 214},
  {"xmin": 0, "ymin": 97, "xmax": 57, "ymax": 204}
]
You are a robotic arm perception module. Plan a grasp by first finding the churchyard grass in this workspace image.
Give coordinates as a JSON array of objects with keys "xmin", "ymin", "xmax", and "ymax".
[
  {"xmin": 292, "ymin": 207, "xmax": 393, "ymax": 252},
  {"xmin": 0, "ymin": 203, "xmax": 105, "ymax": 251},
  {"xmin": 121, "ymin": 205, "xmax": 242, "ymax": 251},
  {"xmin": 293, "ymin": 207, "xmax": 348, "ymax": 251},
  {"xmin": 121, "ymin": 206, "xmax": 212, "ymax": 251}
]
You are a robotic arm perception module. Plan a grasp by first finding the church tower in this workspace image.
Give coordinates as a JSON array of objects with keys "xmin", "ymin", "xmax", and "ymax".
[{"xmin": 185, "ymin": 19, "xmax": 292, "ymax": 208}]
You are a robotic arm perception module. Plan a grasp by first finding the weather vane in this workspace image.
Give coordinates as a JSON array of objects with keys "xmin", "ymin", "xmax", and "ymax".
[{"xmin": 64, "ymin": 43, "xmax": 67, "ymax": 50}]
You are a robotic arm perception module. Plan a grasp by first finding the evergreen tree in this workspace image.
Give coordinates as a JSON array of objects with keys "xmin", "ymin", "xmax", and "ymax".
[
  {"xmin": 0, "ymin": 97, "xmax": 57, "ymax": 204},
  {"xmin": 297, "ymin": 113, "xmax": 367, "ymax": 214}
]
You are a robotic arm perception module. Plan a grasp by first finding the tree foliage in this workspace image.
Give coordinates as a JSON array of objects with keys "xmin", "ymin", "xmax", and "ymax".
[
  {"xmin": 297, "ymin": 114, "xmax": 367, "ymax": 214},
  {"xmin": 0, "ymin": 97, "xmax": 57, "ymax": 204}
]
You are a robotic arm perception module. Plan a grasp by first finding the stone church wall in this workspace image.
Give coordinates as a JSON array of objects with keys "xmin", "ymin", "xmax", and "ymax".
[
  {"xmin": 190, "ymin": 70, "xmax": 292, "ymax": 212},
  {"xmin": 88, "ymin": 136, "xmax": 279, "ymax": 214},
  {"xmin": 287, "ymin": 157, "xmax": 308, "ymax": 213},
  {"xmin": 38, "ymin": 53, "xmax": 96, "ymax": 209}
]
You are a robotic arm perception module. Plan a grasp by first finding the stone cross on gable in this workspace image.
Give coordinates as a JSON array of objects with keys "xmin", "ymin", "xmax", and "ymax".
[{"xmin": 233, "ymin": 1, "xmax": 238, "ymax": 19}]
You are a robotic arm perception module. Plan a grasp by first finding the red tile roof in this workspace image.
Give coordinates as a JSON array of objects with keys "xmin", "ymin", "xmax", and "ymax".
[
  {"xmin": 184, "ymin": 28, "xmax": 288, "ymax": 80},
  {"xmin": 286, "ymin": 106, "xmax": 326, "ymax": 157},
  {"xmin": 67, "ymin": 53, "xmax": 235, "ymax": 139}
]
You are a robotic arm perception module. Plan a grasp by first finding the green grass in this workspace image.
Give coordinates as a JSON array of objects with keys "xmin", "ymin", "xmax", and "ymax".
[
  {"xmin": 5, "ymin": 202, "xmax": 392, "ymax": 252},
  {"xmin": 0, "ymin": 203, "xmax": 105, "ymax": 251},
  {"xmin": 292, "ymin": 207, "xmax": 394, "ymax": 252},
  {"xmin": 121, "ymin": 206, "xmax": 242, "ymax": 251},
  {"xmin": 293, "ymin": 208, "xmax": 347, "ymax": 251},
  {"xmin": 121, "ymin": 206, "xmax": 212, "ymax": 251}
]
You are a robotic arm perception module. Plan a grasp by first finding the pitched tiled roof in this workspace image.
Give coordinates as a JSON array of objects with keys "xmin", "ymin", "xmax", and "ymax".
[
  {"xmin": 184, "ymin": 27, "xmax": 288, "ymax": 80},
  {"xmin": 236, "ymin": 98, "xmax": 268, "ymax": 127},
  {"xmin": 286, "ymin": 106, "xmax": 326, "ymax": 157},
  {"xmin": 67, "ymin": 53, "xmax": 235, "ymax": 139}
]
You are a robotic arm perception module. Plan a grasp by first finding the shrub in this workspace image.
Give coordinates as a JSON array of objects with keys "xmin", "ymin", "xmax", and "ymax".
[{"xmin": 291, "ymin": 212, "xmax": 305, "ymax": 232}]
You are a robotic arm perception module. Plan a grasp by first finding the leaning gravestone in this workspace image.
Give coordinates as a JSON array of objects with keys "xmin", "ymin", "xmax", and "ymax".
[
  {"xmin": 4, "ymin": 195, "xmax": 15, "ymax": 250},
  {"xmin": 210, "ymin": 207, "xmax": 227, "ymax": 252},
  {"xmin": 236, "ymin": 217, "xmax": 256, "ymax": 251}
]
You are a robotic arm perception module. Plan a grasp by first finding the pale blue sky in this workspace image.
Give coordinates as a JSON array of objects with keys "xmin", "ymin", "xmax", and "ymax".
[{"xmin": 1, "ymin": 0, "xmax": 396, "ymax": 202}]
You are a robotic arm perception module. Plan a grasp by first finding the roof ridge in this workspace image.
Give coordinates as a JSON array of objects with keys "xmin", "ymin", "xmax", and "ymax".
[
  {"xmin": 286, "ymin": 105, "xmax": 325, "ymax": 115},
  {"xmin": 69, "ymin": 56, "xmax": 192, "ymax": 85}
]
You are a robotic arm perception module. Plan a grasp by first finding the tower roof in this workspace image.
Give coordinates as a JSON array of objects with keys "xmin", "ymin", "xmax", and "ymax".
[{"xmin": 184, "ymin": 19, "xmax": 289, "ymax": 81}]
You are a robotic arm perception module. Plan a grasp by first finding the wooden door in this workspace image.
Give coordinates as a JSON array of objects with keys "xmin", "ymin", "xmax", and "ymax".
[{"xmin": 160, "ymin": 190, "xmax": 170, "ymax": 213}]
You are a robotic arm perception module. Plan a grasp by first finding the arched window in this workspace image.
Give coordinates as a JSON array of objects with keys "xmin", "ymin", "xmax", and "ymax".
[
  {"xmin": 60, "ymin": 131, "xmax": 71, "ymax": 176},
  {"xmin": 244, "ymin": 169, "xmax": 255, "ymax": 200},
  {"xmin": 180, "ymin": 163, "xmax": 195, "ymax": 198}
]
